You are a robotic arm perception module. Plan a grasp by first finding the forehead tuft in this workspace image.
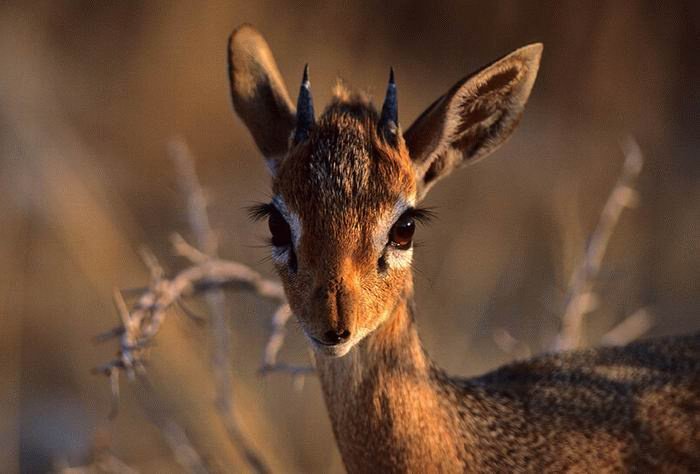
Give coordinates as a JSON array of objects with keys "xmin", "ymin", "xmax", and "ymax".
[
  {"xmin": 331, "ymin": 80, "xmax": 367, "ymax": 104},
  {"xmin": 275, "ymin": 89, "xmax": 415, "ymax": 219},
  {"xmin": 310, "ymin": 99, "xmax": 377, "ymax": 197}
]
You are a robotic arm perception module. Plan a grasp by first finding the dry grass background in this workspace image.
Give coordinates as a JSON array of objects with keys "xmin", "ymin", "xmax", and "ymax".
[{"xmin": 1, "ymin": 1, "xmax": 699, "ymax": 472}]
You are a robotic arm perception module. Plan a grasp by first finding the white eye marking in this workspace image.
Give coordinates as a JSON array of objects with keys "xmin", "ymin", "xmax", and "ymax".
[
  {"xmin": 271, "ymin": 246, "xmax": 291, "ymax": 265},
  {"xmin": 265, "ymin": 155, "xmax": 282, "ymax": 177},
  {"xmin": 384, "ymin": 246, "xmax": 414, "ymax": 270},
  {"xmin": 270, "ymin": 195, "xmax": 302, "ymax": 265},
  {"xmin": 374, "ymin": 196, "xmax": 417, "ymax": 271},
  {"xmin": 373, "ymin": 197, "xmax": 414, "ymax": 251}
]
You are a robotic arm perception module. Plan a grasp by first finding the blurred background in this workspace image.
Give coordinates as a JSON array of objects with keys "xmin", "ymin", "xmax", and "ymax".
[{"xmin": 1, "ymin": 1, "xmax": 698, "ymax": 472}]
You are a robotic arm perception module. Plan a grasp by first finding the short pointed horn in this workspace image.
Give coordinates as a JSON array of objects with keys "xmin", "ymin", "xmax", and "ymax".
[
  {"xmin": 378, "ymin": 67, "xmax": 398, "ymax": 142},
  {"xmin": 294, "ymin": 64, "xmax": 315, "ymax": 144}
]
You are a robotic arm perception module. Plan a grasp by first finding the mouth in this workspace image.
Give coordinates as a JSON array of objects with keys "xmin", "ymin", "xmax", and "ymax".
[{"xmin": 307, "ymin": 334, "xmax": 355, "ymax": 358}]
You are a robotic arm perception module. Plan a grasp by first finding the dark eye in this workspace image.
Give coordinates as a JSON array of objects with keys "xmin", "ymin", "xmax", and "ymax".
[
  {"xmin": 389, "ymin": 213, "xmax": 415, "ymax": 250},
  {"xmin": 269, "ymin": 208, "xmax": 292, "ymax": 247}
]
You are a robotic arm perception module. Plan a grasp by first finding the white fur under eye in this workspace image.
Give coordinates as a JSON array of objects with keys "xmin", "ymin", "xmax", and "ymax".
[
  {"xmin": 374, "ymin": 196, "xmax": 417, "ymax": 271},
  {"xmin": 271, "ymin": 246, "xmax": 291, "ymax": 265},
  {"xmin": 384, "ymin": 246, "xmax": 414, "ymax": 269},
  {"xmin": 373, "ymin": 197, "xmax": 415, "ymax": 251}
]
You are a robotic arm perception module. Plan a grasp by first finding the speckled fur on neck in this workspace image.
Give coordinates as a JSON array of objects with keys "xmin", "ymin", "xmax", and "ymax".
[{"xmin": 318, "ymin": 277, "xmax": 700, "ymax": 472}]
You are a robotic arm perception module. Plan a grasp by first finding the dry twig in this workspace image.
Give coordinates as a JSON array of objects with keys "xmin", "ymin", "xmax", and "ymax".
[
  {"xmin": 94, "ymin": 253, "xmax": 285, "ymax": 379},
  {"xmin": 553, "ymin": 137, "xmax": 644, "ymax": 351},
  {"xmin": 137, "ymin": 374, "xmax": 209, "ymax": 474},
  {"xmin": 601, "ymin": 307, "xmax": 654, "ymax": 346},
  {"xmin": 259, "ymin": 304, "xmax": 315, "ymax": 392},
  {"xmin": 96, "ymin": 139, "xmax": 315, "ymax": 472},
  {"xmin": 492, "ymin": 328, "xmax": 532, "ymax": 359},
  {"xmin": 169, "ymin": 138, "xmax": 270, "ymax": 473}
]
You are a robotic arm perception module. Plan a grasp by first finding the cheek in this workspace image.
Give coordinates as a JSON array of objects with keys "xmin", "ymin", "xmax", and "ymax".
[
  {"xmin": 360, "ymin": 267, "xmax": 410, "ymax": 315},
  {"xmin": 276, "ymin": 269, "xmax": 310, "ymax": 309}
]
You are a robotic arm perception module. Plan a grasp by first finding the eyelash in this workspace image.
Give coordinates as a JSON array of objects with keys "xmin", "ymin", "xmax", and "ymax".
[
  {"xmin": 402, "ymin": 207, "xmax": 435, "ymax": 225},
  {"xmin": 250, "ymin": 203, "xmax": 435, "ymax": 220},
  {"xmin": 247, "ymin": 202, "xmax": 275, "ymax": 221},
  {"xmin": 248, "ymin": 203, "xmax": 436, "ymax": 233}
]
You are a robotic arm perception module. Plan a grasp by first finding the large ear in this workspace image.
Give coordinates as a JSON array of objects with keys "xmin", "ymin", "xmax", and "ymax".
[
  {"xmin": 228, "ymin": 24, "xmax": 296, "ymax": 175},
  {"xmin": 404, "ymin": 44, "xmax": 542, "ymax": 200}
]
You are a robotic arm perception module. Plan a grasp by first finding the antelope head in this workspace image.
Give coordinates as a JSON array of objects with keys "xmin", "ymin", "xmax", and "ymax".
[{"xmin": 228, "ymin": 24, "xmax": 541, "ymax": 357}]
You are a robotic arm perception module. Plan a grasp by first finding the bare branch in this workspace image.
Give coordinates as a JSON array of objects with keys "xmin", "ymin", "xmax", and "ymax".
[
  {"xmin": 57, "ymin": 452, "xmax": 138, "ymax": 474},
  {"xmin": 169, "ymin": 137, "xmax": 271, "ymax": 473},
  {"xmin": 137, "ymin": 374, "xmax": 209, "ymax": 474},
  {"xmin": 109, "ymin": 368, "xmax": 120, "ymax": 420},
  {"xmin": 259, "ymin": 362, "xmax": 316, "ymax": 377},
  {"xmin": 492, "ymin": 328, "xmax": 531, "ymax": 359},
  {"xmin": 97, "ymin": 256, "xmax": 286, "ymax": 374},
  {"xmin": 262, "ymin": 304, "xmax": 293, "ymax": 368},
  {"xmin": 553, "ymin": 137, "xmax": 644, "ymax": 351},
  {"xmin": 601, "ymin": 308, "xmax": 654, "ymax": 346},
  {"xmin": 97, "ymin": 139, "xmax": 315, "ymax": 471},
  {"xmin": 170, "ymin": 139, "xmax": 218, "ymax": 256},
  {"xmin": 139, "ymin": 246, "xmax": 165, "ymax": 283},
  {"xmin": 259, "ymin": 303, "xmax": 314, "ymax": 378},
  {"xmin": 171, "ymin": 232, "xmax": 210, "ymax": 264}
]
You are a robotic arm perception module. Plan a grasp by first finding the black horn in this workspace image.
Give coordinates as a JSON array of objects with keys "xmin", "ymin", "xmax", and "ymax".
[
  {"xmin": 294, "ymin": 64, "xmax": 315, "ymax": 144},
  {"xmin": 378, "ymin": 67, "xmax": 398, "ymax": 143}
]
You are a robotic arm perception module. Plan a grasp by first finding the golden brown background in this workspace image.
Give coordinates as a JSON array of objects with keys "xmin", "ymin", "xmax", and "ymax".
[{"xmin": 1, "ymin": 1, "xmax": 699, "ymax": 472}]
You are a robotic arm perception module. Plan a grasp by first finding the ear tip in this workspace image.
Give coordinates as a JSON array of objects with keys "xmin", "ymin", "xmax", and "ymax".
[
  {"xmin": 517, "ymin": 43, "xmax": 544, "ymax": 64},
  {"xmin": 229, "ymin": 23, "xmax": 265, "ymax": 50},
  {"xmin": 231, "ymin": 23, "xmax": 260, "ymax": 36},
  {"xmin": 528, "ymin": 42, "xmax": 544, "ymax": 56}
]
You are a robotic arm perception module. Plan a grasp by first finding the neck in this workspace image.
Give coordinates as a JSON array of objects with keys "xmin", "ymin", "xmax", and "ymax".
[{"xmin": 315, "ymin": 284, "xmax": 470, "ymax": 472}]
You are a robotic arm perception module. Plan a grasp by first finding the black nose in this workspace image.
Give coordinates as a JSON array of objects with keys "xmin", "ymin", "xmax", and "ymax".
[{"xmin": 323, "ymin": 328, "xmax": 351, "ymax": 345}]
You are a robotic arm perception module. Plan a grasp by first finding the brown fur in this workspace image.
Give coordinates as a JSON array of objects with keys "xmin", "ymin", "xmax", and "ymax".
[
  {"xmin": 228, "ymin": 25, "xmax": 700, "ymax": 472},
  {"xmin": 319, "ymin": 292, "xmax": 700, "ymax": 472},
  {"xmin": 273, "ymin": 95, "xmax": 416, "ymax": 346}
]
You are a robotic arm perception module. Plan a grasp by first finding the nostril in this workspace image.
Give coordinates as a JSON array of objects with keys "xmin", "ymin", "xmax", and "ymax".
[{"xmin": 323, "ymin": 329, "xmax": 351, "ymax": 344}]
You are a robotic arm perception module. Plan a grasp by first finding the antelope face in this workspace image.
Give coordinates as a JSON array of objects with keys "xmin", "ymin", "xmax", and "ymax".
[
  {"xmin": 265, "ymin": 98, "xmax": 422, "ymax": 356},
  {"xmin": 229, "ymin": 24, "xmax": 542, "ymax": 357}
]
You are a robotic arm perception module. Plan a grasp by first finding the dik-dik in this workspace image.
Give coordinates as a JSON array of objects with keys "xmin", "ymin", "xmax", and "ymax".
[{"xmin": 228, "ymin": 24, "xmax": 700, "ymax": 473}]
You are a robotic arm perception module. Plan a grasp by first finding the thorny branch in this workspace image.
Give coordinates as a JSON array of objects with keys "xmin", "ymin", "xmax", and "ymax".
[
  {"xmin": 170, "ymin": 139, "xmax": 270, "ymax": 474},
  {"xmin": 492, "ymin": 328, "xmax": 531, "ymax": 359},
  {"xmin": 492, "ymin": 138, "xmax": 651, "ymax": 356},
  {"xmin": 96, "ymin": 140, "xmax": 313, "ymax": 472},
  {"xmin": 553, "ymin": 137, "xmax": 648, "ymax": 351},
  {"xmin": 259, "ymin": 304, "xmax": 315, "ymax": 391},
  {"xmin": 137, "ymin": 374, "xmax": 209, "ymax": 474},
  {"xmin": 94, "ymin": 252, "xmax": 287, "ymax": 377},
  {"xmin": 56, "ymin": 429, "xmax": 139, "ymax": 474},
  {"xmin": 600, "ymin": 307, "xmax": 653, "ymax": 347}
]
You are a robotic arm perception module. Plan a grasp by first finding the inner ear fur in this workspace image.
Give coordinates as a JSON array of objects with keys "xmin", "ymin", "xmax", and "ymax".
[
  {"xmin": 228, "ymin": 24, "xmax": 296, "ymax": 174},
  {"xmin": 404, "ymin": 43, "xmax": 543, "ymax": 200}
]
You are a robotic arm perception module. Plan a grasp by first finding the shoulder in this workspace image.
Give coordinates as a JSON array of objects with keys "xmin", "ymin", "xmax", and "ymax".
[{"xmin": 464, "ymin": 331, "xmax": 700, "ymax": 396}]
